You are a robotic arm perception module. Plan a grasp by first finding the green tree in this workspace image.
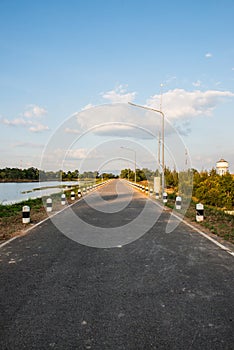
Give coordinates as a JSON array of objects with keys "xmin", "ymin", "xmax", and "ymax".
[
  {"xmin": 136, "ymin": 169, "xmax": 147, "ymax": 182},
  {"xmin": 120, "ymin": 168, "xmax": 134, "ymax": 180}
]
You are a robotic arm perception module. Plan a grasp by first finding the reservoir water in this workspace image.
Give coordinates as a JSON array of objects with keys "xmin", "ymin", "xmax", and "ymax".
[{"xmin": 0, "ymin": 181, "xmax": 80, "ymax": 205}]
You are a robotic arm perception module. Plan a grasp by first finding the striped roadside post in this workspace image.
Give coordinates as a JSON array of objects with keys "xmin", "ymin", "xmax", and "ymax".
[
  {"xmin": 163, "ymin": 192, "xmax": 168, "ymax": 204},
  {"xmin": 175, "ymin": 196, "xmax": 182, "ymax": 210},
  {"xmin": 196, "ymin": 203, "xmax": 204, "ymax": 222},
  {"xmin": 22, "ymin": 205, "xmax": 30, "ymax": 224},
  {"xmin": 61, "ymin": 193, "xmax": 66, "ymax": 205},
  {"xmin": 71, "ymin": 191, "xmax": 75, "ymax": 201},
  {"xmin": 46, "ymin": 198, "xmax": 52, "ymax": 212}
]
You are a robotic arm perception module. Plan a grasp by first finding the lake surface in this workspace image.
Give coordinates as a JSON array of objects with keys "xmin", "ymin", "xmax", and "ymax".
[{"xmin": 0, "ymin": 181, "xmax": 80, "ymax": 205}]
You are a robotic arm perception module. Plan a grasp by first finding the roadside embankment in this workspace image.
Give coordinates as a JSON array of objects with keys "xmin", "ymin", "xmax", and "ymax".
[
  {"xmin": 165, "ymin": 194, "xmax": 234, "ymax": 245},
  {"xmin": 0, "ymin": 191, "xmax": 76, "ymax": 242},
  {"xmin": 0, "ymin": 180, "xmax": 109, "ymax": 244}
]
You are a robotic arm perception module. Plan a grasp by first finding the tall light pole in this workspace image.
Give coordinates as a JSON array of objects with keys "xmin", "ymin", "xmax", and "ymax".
[
  {"xmin": 128, "ymin": 102, "xmax": 165, "ymax": 193},
  {"xmin": 120, "ymin": 146, "xmax": 137, "ymax": 183}
]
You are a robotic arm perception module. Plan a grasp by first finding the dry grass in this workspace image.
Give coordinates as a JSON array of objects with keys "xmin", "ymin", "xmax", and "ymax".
[
  {"xmin": 166, "ymin": 198, "xmax": 234, "ymax": 245},
  {"xmin": 0, "ymin": 193, "xmax": 80, "ymax": 243}
]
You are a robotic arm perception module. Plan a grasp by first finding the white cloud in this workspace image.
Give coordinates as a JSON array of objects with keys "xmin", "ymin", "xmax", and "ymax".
[
  {"xmin": 90, "ymin": 123, "xmax": 153, "ymax": 138},
  {"xmin": 1, "ymin": 117, "xmax": 29, "ymax": 126},
  {"xmin": 147, "ymin": 88, "xmax": 234, "ymax": 120},
  {"xmin": 82, "ymin": 103, "xmax": 94, "ymax": 111},
  {"xmin": 64, "ymin": 127, "xmax": 81, "ymax": 134},
  {"xmin": 192, "ymin": 80, "xmax": 202, "ymax": 87},
  {"xmin": 1, "ymin": 117, "xmax": 49, "ymax": 133},
  {"xmin": 44, "ymin": 148, "xmax": 100, "ymax": 161},
  {"xmin": 23, "ymin": 104, "xmax": 47, "ymax": 118},
  {"xmin": 101, "ymin": 85, "xmax": 136, "ymax": 103},
  {"xmin": 69, "ymin": 88, "xmax": 234, "ymax": 140},
  {"xmin": 67, "ymin": 148, "xmax": 93, "ymax": 160},
  {"xmin": 13, "ymin": 142, "xmax": 44, "ymax": 149},
  {"xmin": 75, "ymin": 104, "xmax": 159, "ymax": 139},
  {"xmin": 165, "ymin": 76, "xmax": 177, "ymax": 84},
  {"xmin": 1, "ymin": 104, "xmax": 49, "ymax": 133},
  {"xmin": 29, "ymin": 123, "xmax": 49, "ymax": 133},
  {"xmin": 205, "ymin": 52, "xmax": 213, "ymax": 58}
]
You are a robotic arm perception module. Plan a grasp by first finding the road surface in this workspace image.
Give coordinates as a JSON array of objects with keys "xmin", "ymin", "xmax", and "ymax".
[{"xmin": 0, "ymin": 179, "xmax": 233, "ymax": 349}]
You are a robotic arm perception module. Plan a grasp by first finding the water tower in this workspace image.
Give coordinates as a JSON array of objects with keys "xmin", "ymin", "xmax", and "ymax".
[{"xmin": 216, "ymin": 158, "xmax": 229, "ymax": 175}]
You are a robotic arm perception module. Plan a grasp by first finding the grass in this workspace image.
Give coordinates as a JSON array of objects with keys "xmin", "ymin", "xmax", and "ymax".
[
  {"xmin": 0, "ymin": 188, "xmax": 79, "ymax": 242},
  {"xmin": 0, "ymin": 198, "xmax": 43, "ymax": 218},
  {"xmin": 0, "ymin": 181, "xmax": 105, "ymax": 242}
]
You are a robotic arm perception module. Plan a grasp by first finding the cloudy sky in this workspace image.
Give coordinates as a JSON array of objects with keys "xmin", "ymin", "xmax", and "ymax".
[{"xmin": 1, "ymin": 0, "xmax": 234, "ymax": 173}]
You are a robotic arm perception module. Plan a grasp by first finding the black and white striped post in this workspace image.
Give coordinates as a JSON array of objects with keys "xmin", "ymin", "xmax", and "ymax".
[
  {"xmin": 78, "ymin": 189, "xmax": 82, "ymax": 198},
  {"xmin": 175, "ymin": 196, "xmax": 182, "ymax": 210},
  {"xmin": 163, "ymin": 192, "xmax": 168, "ymax": 204},
  {"xmin": 46, "ymin": 198, "xmax": 52, "ymax": 212},
  {"xmin": 156, "ymin": 192, "xmax": 160, "ymax": 199},
  {"xmin": 22, "ymin": 205, "xmax": 30, "ymax": 224},
  {"xmin": 83, "ymin": 187, "xmax": 86, "ymax": 195},
  {"xmin": 71, "ymin": 191, "xmax": 75, "ymax": 201},
  {"xmin": 145, "ymin": 186, "xmax": 149, "ymax": 195},
  {"xmin": 196, "ymin": 203, "xmax": 204, "ymax": 222},
  {"xmin": 61, "ymin": 193, "xmax": 66, "ymax": 205},
  {"xmin": 150, "ymin": 188, "xmax": 153, "ymax": 196}
]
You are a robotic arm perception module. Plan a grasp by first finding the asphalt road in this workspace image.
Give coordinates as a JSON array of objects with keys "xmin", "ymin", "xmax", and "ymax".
[{"xmin": 0, "ymin": 179, "xmax": 233, "ymax": 350}]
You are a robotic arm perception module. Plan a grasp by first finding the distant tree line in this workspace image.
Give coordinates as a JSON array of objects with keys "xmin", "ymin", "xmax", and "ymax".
[
  {"xmin": 0, "ymin": 167, "xmax": 118, "ymax": 182},
  {"xmin": 1, "ymin": 166, "xmax": 233, "ymax": 209},
  {"xmin": 62, "ymin": 170, "xmax": 118, "ymax": 180},
  {"xmin": 0, "ymin": 167, "xmax": 40, "ymax": 181},
  {"xmin": 120, "ymin": 168, "xmax": 160, "ymax": 182}
]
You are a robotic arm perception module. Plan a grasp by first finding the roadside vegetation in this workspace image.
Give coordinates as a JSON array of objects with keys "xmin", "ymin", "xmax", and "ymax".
[
  {"xmin": 120, "ymin": 167, "xmax": 234, "ymax": 244},
  {"xmin": 0, "ymin": 167, "xmax": 233, "ymax": 245},
  {"xmin": 165, "ymin": 194, "xmax": 234, "ymax": 244},
  {"xmin": 120, "ymin": 167, "xmax": 234, "ymax": 209},
  {"xmin": 0, "ymin": 176, "xmax": 115, "ymax": 242},
  {"xmin": 0, "ymin": 192, "xmax": 69, "ymax": 242}
]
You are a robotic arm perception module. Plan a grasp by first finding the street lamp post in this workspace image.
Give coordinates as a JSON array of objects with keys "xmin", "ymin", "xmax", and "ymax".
[
  {"xmin": 120, "ymin": 146, "xmax": 137, "ymax": 183},
  {"xmin": 128, "ymin": 102, "xmax": 165, "ymax": 193}
]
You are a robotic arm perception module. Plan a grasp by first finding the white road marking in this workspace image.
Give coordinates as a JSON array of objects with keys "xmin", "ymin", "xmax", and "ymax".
[
  {"xmin": 0, "ymin": 236, "xmax": 19, "ymax": 249},
  {"xmin": 148, "ymin": 196, "xmax": 234, "ymax": 257},
  {"xmin": 0, "ymin": 185, "xmax": 104, "ymax": 249}
]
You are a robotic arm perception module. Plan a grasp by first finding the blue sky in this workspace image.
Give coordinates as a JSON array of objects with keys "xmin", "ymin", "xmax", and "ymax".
[{"xmin": 1, "ymin": 0, "xmax": 234, "ymax": 173}]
